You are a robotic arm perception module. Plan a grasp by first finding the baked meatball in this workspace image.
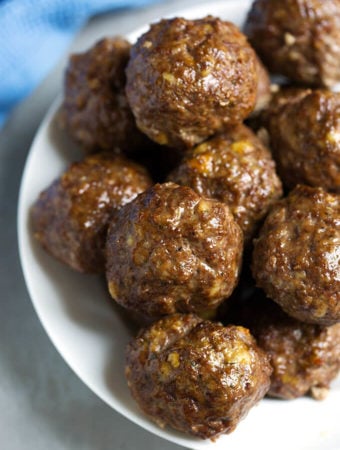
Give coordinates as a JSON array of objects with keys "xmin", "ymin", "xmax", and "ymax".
[
  {"xmin": 31, "ymin": 153, "xmax": 152, "ymax": 273},
  {"xmin": 252, "ymin": 185, "xmax": 340, "ymax": 325},
  {"xmin": 262, "ymin": 90, "xmax": 340, "ymax": 192},
  {"xmin": 228, "ymin": 293, "xmax": 340, "ymax": 401},
  {"xmin": 244, "ymin": 0, "xmax": 340, "ymax": 87},
  {"xmin": 168, "ymin": 124, "xmax": 283, "ymax": 241},
  {"xmin": 125, "ymin": 314, "xmax": 272, "ymax": 439},
  {"xmin": 126, "ymin": 16, "xmax": 258, "ymax": 149},
  {"xmin": 106, "ymin": 182, "xmax": 243, "ymax": 318},
  {"xmin": 59, "ymin": 37, "xmax": 148, "ymax": 153}
]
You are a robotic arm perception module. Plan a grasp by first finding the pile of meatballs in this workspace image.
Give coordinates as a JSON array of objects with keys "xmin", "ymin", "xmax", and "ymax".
[{"xmin": 31, "ymin": 0, "xmax": 340, "ymax": 441}]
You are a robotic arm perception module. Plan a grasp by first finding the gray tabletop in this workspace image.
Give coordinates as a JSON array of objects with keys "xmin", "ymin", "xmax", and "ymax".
[{"xmin": 0, "ymin": 1, "xmax": 211, "ymax": 448}]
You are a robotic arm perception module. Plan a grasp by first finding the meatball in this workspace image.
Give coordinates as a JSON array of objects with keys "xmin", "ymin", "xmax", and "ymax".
[
  {"xmin": 226, "ymin": 291, "xmax": 340, "ymax": 400},
  {"xmin": 31, "ymin": 153, "xmax": 152, "ymax": 273},
  {"xmin": 252, "ymin": 185, "xmax": 340, "ymax": 325},
  {"xmin": 125, "ymin": 314, "xmax": 272, "ymax": 439},
  {"xmin": 262, "ymin": 90, "xmax": 340, "ymax": 192},
  {"xmin": 106, "ymin": 182, "xmax": 243, "ymax": 318},
  {"xmin": 59, "ymin": 37, "xmax": 149, "ymax": 153},
  {"xmin": 244, "ymin": 0, "xmax": 340, "ymax": 87},
  {"xmin": 168, "ymin": 124, "xmax": 283, "ymax": 241},
  {"xmin": 126, "ymin": 16, "xmax": 258, "ymax": 149}
]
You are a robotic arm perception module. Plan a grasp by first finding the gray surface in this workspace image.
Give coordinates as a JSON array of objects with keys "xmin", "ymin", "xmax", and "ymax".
[{"xmin": 0, "ymin": 1, "xmax": 214, "ymax": 448}]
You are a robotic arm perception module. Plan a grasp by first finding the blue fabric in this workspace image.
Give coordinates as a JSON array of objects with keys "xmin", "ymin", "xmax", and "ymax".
[{"xmin": 0, "ymin": 0, "xmax": 160, "ymax": 127}]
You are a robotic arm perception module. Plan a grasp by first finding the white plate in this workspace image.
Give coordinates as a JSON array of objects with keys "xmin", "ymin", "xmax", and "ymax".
[{"xmin": 18, "ymin": 1, "xmax": 340, "ymax": 449}]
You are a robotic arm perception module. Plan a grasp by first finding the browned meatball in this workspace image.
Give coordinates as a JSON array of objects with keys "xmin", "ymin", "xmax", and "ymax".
[
  {"xmin": 126, "ymin": 16, "xmax": 258, "ymax": 149},
  {"xmin": 125, "ymin": 314, "xmax": 272, "ymax": 439},
  {"xmin": 244, "ymin": 0, "xmax": 340, "ymax": 87},
  {"xmin": 168, "ymin": 124, "xmax": 283, "ymax": 241},
  {"xmin": 252, "ymin": 185, "xmax": 340, "ymax": 326},
  {"xmin": 225, "ymin": 292, "xmax": 340, "ymax": 400},
  {"xmin": 59, "ymin": 37, "xmax": 149, "ymax": 153},
  {"xmin": 31, "ymin": 153, "xmax": 152, "ymax": 273},
  {"xmin": 106, "ymin": 182, "xmax": 243, "ymax": 318},
  {"xmin": 263, "ymin": 90, "xmax": 340, "ymax": 192}
]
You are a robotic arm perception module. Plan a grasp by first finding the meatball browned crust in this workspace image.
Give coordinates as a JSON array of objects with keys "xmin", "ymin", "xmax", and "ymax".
[
  {"xmin": 252, "ymin": 185, "xmax": 340, "ymax": 326},
  {"xmin": 168, "ymin": 124, "xmax": 282, "ymax": 241},
  {"xmin": 59, "ymin": 37, "xmax": 148, "ymax": 153},
  {"xmin": 106, "ymin": 182, "xmax": 243, "ymax": 318},
  {"xmin": 125, "ymin": 314, "xmax": 272, "ymax": 439},
  {"xmin": 31, "ymin": 153, "xmax": 152, "ymax": 273},
  {"xmin": 126, "ymin": 16, "xmax": 258, "ymax": 149},
  {"xmin": 244, "ymin": 0, "xmax": 340, "ymax": 87},
  {"xmin": 226, "ymin": 293, "xmax": 340, "ymax": 400},
  {"xmin": 263, "ymin": 90, "xmax": 340, "ymax": 192}
]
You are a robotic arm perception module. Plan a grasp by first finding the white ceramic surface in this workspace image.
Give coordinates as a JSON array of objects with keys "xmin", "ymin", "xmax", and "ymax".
[{"xmin": 18, "ymin": 1, "xmax": 340, "ymax": 449}]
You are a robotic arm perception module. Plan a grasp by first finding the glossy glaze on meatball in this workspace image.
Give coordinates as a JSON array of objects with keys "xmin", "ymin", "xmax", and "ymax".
[
  {"xmin": 106, "ymin": 182, "xmax": 243, "ymax": 318},
  {"xmin": 59, "ymin": 37, "xmax": 149, "ymax": 153},
  {"xmin": 125, "ymin": 314, "xmax": 272, "ymax": 439},
  {"xmin": 168, "ymin": 124, "xmax": 282, "ymax": 241},
  {"xmin": 225, "ymin": 292, "xmax": 340, "ymax": 400},
  {"xmin": 244, "ymin": 0, "xmax": 340, "ymax": 87},
  {"xmin": 252, "ymin": 185, "xmax": 340, "ymax": 325},
  {"xmin": 32, "ymin": 153, "xmax": 152, "ymax": 273},
  {"xmin": 126, "ymin": 16, "xmax": 258, "ymax": 149},
  {"xmin": 263, "ymin": 90, "xmax": 340, "ymax": 192}
]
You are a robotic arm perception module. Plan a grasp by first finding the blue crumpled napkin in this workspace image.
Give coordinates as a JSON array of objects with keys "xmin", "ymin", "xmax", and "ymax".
[{"xmin": 0, "ymin": 0, "xmax": 160, "ymax": 127}]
